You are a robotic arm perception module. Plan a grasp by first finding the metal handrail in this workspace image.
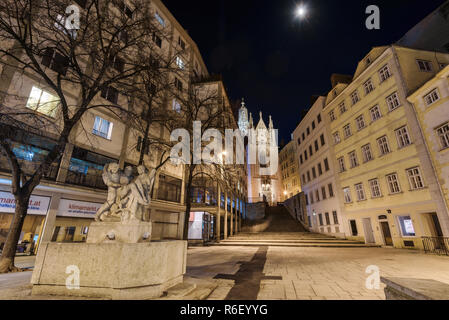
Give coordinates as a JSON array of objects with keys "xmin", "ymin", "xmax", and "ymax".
[{"xmin": 422, "ymin": 237, "xmax": 449, "ymax": 256}]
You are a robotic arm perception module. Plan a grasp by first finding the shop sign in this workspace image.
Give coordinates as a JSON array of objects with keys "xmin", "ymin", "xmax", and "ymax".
[
  {"xmin": 58, "ymin": 199, "xmax": 102, "ymax": 218},
  {"xmin": 0, "ymin": 191, "xmax": 51, "ymax": 215}
]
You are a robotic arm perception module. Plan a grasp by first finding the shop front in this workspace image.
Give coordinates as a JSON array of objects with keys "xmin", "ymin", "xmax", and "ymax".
[{"xmin": 188, "ymin": 212, "xmax": 215, "ymax": 244}]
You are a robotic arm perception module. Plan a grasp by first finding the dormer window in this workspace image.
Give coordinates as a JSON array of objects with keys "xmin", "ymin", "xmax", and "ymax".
[{"xmin": 366, "ymin": 57, "xmax": 372, "ymax": 65}]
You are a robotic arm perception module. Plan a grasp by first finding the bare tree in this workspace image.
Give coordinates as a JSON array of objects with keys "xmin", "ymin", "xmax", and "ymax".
[
  {"xmin": 0, "ymin": 0, "xmax": 165, "ymax": 273},
  {"xmin": 164, "ymin": 79, "xmax": 243, "ymax": 240}
]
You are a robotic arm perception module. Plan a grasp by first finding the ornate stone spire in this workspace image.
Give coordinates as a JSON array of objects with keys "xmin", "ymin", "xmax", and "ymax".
[
  {"xmin": 269, "ymin": 115, "xmax": 273, "ymax": 129},
  {"xmin": 249, "ymin": 112, "xmax": 254, "ymax": 128}
]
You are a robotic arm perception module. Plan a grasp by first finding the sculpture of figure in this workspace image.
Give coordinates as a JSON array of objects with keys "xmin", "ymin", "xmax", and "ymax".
[
  {"xmin": 95, "ymin": 162, "xmax": 158, "ymax": 223},
  {"xmin": 95, "ymin": 163, "xmax": 122, "ymax": 221}
]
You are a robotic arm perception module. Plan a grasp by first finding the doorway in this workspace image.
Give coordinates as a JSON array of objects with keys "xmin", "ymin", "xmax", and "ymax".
[
  {"xmin": 430, "ymin": 213, "xmax": 443, "ymax": 237},
  {"xmin": 362, "ymin": 218, "xmax": 375, "ymax": 244},
  {"xmin": 380, "ymin": 221, "xmax": 393, "ymax": 246}
]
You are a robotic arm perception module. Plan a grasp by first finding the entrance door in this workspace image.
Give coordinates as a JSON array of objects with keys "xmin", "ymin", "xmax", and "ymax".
[
  {"xmin": 431, "ymin": 213, "xmax": 443, "ymax": 237},
  {"xmin": 380, "ymin": 221, "xmax": 393, "ymax": 246},
  {"xmin": 362, "ymin": 218, "xmax": 375, "ymax": 244}
]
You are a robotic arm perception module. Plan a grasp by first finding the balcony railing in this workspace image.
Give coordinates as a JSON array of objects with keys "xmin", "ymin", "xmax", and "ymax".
[
  {"xmin": 422, "ymin": 237, "xmax": 449, "ymax": 256},
  {"xmin": 65, "ymin": 168, "xmax": 107, "ymax": 190}
]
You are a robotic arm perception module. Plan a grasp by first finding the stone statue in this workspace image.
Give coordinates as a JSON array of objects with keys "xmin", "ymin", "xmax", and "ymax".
[{"xmin": 95, "ymin": 163, "xmax": 156, "ymax": 223}]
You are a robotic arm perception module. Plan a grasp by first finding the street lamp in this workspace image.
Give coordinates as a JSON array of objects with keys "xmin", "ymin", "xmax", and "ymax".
[{"xmin": 295, "ymin": 4, "xmax": 307, "ymax": 18}]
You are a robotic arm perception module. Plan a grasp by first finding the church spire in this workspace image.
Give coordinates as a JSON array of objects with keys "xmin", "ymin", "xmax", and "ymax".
[
  {"xmin": 249, "ymin": 112, "xmax": 254, "ymax": 128},
  {"xmin": 269, "ymin": 115, "xmax": 273, "ymax": 129}
]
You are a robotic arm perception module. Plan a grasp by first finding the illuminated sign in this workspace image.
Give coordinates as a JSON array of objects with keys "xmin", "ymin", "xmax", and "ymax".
[
  {"xmin": 0, "ymin": 191, "xmax": 51, "ymax": 215},
  {"xmin": 58, "ymin": 199, "xmax": 102, "ymax": 219}
]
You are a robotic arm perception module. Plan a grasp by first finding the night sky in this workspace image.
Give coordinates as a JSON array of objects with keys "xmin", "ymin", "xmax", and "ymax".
[{"xmin": 163, "ymin": 0, "xmax": 445, "ymax": 143}]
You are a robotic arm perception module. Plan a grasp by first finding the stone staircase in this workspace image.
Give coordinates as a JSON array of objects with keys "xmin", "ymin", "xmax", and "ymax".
[{"xmin": 214, "ymin": 206, "xmax": 380, "ymax": 248}]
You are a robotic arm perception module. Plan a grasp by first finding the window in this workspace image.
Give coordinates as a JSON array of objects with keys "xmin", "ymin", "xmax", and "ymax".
[
  {"xmin": 109, "ymin": 55, "xmax": 124, "ymax": 73},
  {"xmin": 356, "ymin": 115, "xmax": 366, "ymax": 130},
  {"xmin": 41, "ymin": 48, "xmax": 69, "ymax": 75},
  {"xmin": 328, "ymin": 184, "xmax": 334, "ymax": 197},
  {"xmin": 379, "ymin": 64, "xmax": 392, "ymax": 82},
  {"xmin": 398, "ymin": 216, "xmax": 416, "ymax": 237},
  {"xmin": 350, "ymin": 90, "xmax": 360, "ymax": 105},
  {"xmin": 364, "ymin": 79, "xmax": 375, "ymax": 95},
  {"xmin": 318, "ymin": 163, "xmax": 323, "ymax": 176},
  {"xmin": 92, "ymin": 116, "xmax": 113, "ymax": 140},
  {"xmin": 178, "ymin": 37, "xmax": 186, "ymax": 50},
  {"xmin": 152, "ymin": 33, "xmax": 162, "ymax": 48},
  {"xmin": 155, "ymin": 12, "xmax": 165, "ymax": 27},
  {"xmin": 437, "ymin": 123, "xmax": 449, "ymax": 149},
  {"xmin": 407, "ymin": 167, "xmax": 425, "ymax": 190},
  {"xmin": 307, "ymin": 171, "xmax": 311, "ymax": 182},
  {"xmin": 319, "ymin": 214, "xmax": 323, "ymax": 226},
  {"xmin": 339, "ymin": 102, "xmax": 347, "ymax": 114},
  {"xmin": 343, "ymin": 124, "xmax": 352, "ymax": 138},
  {"xmin": 309, "ymin": 145, "xmax": 313, "ymax": 157},
  {"xmin": 333, "ymin": 132, "xmax": 341, "ymax": 144},
  {"xmin": 74, "ymin": 0, "xmax": 87, "ymax": 8},
  {"xmin": 317, "ymin": 114, "xmax": 322, "ymax": 123},
  {"xmin": 361, "ymin": 144, "xmax": 373, "ymax": 162},
  {"xmin": 338, "ymin": 157, "xmax": 346, "ymax": 173},
  {"xmin": 349, "ymin": 151, "xmax": 359, "ymax": 168},
  {"xmin": 320, "ymin": 134, "xmax": 325, "ymax": 146},
  {"xmin": 324, "ymin": 158, "xmax": 330, "ymax": 171},
  {"xmin": 307, "ymin": 127, "xmax": 310, "ymax": 136},
  {"xmin": 312, "ymin": 121, "xmax": 316, "ymax": 130},
  {"xmin": 101, "ymin": 86, "xmax": 119, "ymax": 104},
  {"xmin": 424, "ymin": 89, "xmax": 440, "ymax": 106},
  {"xmin": 297, "ymin": 138, "xmax": 301, "ymax": 146},
  {"xmin": 26, "ymin": 86, "xmax": 59, "ymax": 118},
  {"xmin": 310, "ymin": 192, "xmax": 314, "ymax": 204},
  {"xmin": 386, "ymin": 92, "xmax": 401, "ymax": 111},
  {"xmin": 137, "ymin": 136, "xmax": 150, "ymax": 154},
  {"xmin": 314, "ymin": 140, "xmax": 319, "ymax": 152},
  {"xmin": 417, "ymin": 59, "xmax": 433, "ymax": 72},
  {"xmin": 157, "ymin": 175, "xmax": 182, "ymax": 203},
  {"xmin": 386, "ymin": 173, "xmax": 401, "ymax": 194},
  {"xmin": 299, "ymin": 154, "xmax": 303, "ymax": 164},
  {"xmin": 343, "ymin": 187, "xmax": 352, "ymax": 203},
  {"xmin": 325, "ymin": 212, "xmax": 331, "ymax": 225},
  {"xmin": 302, "ymin": 133, "xmax": 305, "ymax": 141},
  {"xmin": 304, "ymin": 150, "xmax": 308, "ymax": 161},
  {"xmin": 315, "ymin": 190, "xmax": 320, "ymax": 202},
  {"xmin": 355, "ymin": 183, "xmax": 366, "ymax": 201},
  {"xmin": 377, "ymin": 136, "xmax": 391, "ymax": 155},
  {"xmin": 174, "ymin": 78, "xmax": 183, "ymax": 91},
  {"xmin": 176, "ymin": 56, "xmax": 185, "ymax": 69},
  {"xmin": 349, "ymin": 220, "xmax": 358, "ymax": 236},
  {"xmin": 172, "ymin": 99, "xmax": 181, "ymax": 113},
  {"xmin": 322, "ymin": 187, "xmax": 327, "ymax": 200},
  {"xmin": 329, "ymin": 110, "xmax": 336, "ymax": 122},
  {"xmin": 395, "ymin": 126, "xmax": 412, "ymax": 148},
  {"xmin": 369, "ymin": 179, "xmax": 382, "ymax": 198},
  {"xmin": 333, "ymin": 211, "xmax": 339, "ymax": 225},
  {"xmin": 370, "ymin": 105, "xmax": 382, "ymax": 121},
  {"xmin": 312, "ymin": 167, "xmax": 317, "ymax": 179}
]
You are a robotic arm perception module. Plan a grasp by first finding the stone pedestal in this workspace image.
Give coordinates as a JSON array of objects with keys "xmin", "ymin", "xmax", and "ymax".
[
  {"xmin": 86, "ymin": 220, "xmax": 152, "ymax": 244},
  {"xmin": 31, "ymin": 240, "xmax": 187, "ymax": 299}
]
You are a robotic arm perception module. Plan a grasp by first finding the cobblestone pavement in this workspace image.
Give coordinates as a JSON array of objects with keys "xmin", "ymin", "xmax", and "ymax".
[
  {"xmin": 1, "ymin": 246, "xmax": 449, "ymax": 300},
  {"xmin": 189, "ymin": 246, "xmax": 449, "ymax": 300}
]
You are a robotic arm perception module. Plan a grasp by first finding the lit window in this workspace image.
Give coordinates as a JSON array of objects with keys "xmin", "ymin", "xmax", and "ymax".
[
  {"xmin": 377, "ymin": 136, "xmax": 391, "ymax": 155},
  {"xmin": 369, "ymin": 179, "xmax": 382, "ymax": 198},
  {"xmin": 395, "ymin": 126, "xmax": 412, "ymax": 148},
  {"xmin": 333, "ymin": 132, "xmax": 341, "ymax": 144},
  {"xmin": 176, "ymin": 56, "xmax": 185, "ymax": 69},
  {"xmin": 398, "ymin": 216, "xmax": 416, "ymax": 237},
  {"xmin": 407, "ymin": 167, "xmax": 425, "ymax": 190},
  {"xmin": 155, "ymin": 12, "xmax": 165, "ymax": 27},
  {"xmin": 386, "ymin": 92, "xmax": 401, "ymax": 111},
  {"xmin": 370, "ymin": 105, "xmax": 382, "ymax": 121},
  {"xmin": 93, "ymin": 116, "xmax": 113, "ymax": 140},
  {"xmin": 437, "ymin": 123, "xmax": 449, "ymax": 149},
  {"xmin": 343, "ymin": 187, "xmax": 352, "ymax": 203},
  {"xmin": 417, "ymin": 59, "xmax": 433, "ymax": 72},
  {"xmin": 350, "ymin": 90, "xmax": 360, "ymax": 105},
  {"xmin": 172, "ymin": 99, "xmax": 181, "ymax": 113},
  {"xmin": 379, "ymin": 65, "xmax": 391, "ymax": 82},
  {"xmin": 386, "ymin": 173, "xmax": 401, "ymax": 194},
  {"xmin": 343, "ymin": 124, "xmax": 352, "ymax": 138},
  {"xmin": 355, "ymin": 183, "xmax": 366, "ymax": 201},
  {"xmin": 424, "ymin": 88, "xmax": 440, "ymax": 106},
  {"xmin": 356, "ymin": 115, "xmax": 366, "ymax": 130},
  {"xmin": 364, "ymin": 79, "xmax": 375, "ymax": 95},
  {"xmin": 339, "ymin": 102, "xmax": 347, "ymax": 115},
  {"xmin": 349, "ymin": 151, "xmax": 359, "ymax": 168},
  {"xmin": 329, "ymin": 110, "xmax": 336, "ymax": 122},
  {"xmin": 338, "ymin": 157, "xmax": 346, "ymax": 173},
  {"xmin": 362, "ymin": 144, "xmax": 373, "ymax": 162},
  {"xmin": 26, "ymin": 86, "xmax": 60, "ymax": 118}
]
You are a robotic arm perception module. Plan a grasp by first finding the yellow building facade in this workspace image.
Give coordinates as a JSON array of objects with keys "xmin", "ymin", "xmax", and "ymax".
[
  {"xmin": 279, "ymin": 140, "xmax": 301, "ymax": 201},
  {"xmin": 325, "ymin": 45, "xmax": 449, "ymax": 249}
]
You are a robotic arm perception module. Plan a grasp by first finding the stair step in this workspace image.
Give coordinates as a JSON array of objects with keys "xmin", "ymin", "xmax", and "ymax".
[{"xmin": 211, "ymin": 242, "xmax": 380, "ymax": 248}]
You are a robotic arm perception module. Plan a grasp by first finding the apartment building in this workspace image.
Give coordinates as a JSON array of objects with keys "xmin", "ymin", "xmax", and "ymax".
[
  {"xmin": 408, "ymin": 64, "xmax": 449, "ymax": 238},
  {"xmin": 292, "ymin": 96, "xmax": 345, "ymax": 236},
  {"xmin": 325, "ymin": 45, "xmax": 449, "ymax": 249},
  {"xmin": 279, "ymin": 140, "xmax": 301, "ymax": 201},
  {"xmin": 0, "ymin": 0, "xmax": 245, "ymax": 252}
]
